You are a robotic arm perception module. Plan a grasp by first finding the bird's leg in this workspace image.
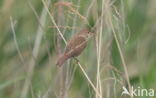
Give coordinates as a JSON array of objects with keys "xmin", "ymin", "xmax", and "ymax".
[{"xmin": 73, "ymin": 57, "xmax": 79, "ymax": 64}]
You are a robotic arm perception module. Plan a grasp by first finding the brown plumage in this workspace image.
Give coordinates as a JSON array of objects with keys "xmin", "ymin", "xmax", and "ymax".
[{"xmin": 56, "ymin": 29, "xmax": 94, "ymax": 67}]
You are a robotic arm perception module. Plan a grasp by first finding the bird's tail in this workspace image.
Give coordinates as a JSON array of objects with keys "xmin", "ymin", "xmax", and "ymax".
[{"xmin": 56, "ymin": 54, "xmax": 68, "ymax": 67}]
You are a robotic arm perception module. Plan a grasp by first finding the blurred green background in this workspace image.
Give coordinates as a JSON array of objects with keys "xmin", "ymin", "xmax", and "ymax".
[{"xmin": 0, "ymin": 0, "xmax": 156, "ymax": 98}]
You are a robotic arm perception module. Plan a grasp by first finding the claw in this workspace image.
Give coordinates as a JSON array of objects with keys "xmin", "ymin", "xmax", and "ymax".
[{"xmin": 74, "ymin": 57, "xmax": 79, "ymax": 64}]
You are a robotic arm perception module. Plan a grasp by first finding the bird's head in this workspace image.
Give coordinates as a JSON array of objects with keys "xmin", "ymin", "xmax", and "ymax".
[{"xmin": 78, "ymin": 29, "xmax": 95, "ymax": 39}]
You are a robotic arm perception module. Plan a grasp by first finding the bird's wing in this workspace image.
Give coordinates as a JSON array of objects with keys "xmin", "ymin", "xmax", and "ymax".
[{"xmin": 65, "ymin": 36, "xmax": 86, "ymax": 55}]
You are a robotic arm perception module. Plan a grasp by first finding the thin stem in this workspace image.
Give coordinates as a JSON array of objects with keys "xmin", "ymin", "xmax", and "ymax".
[
  {"xmin": 71, "ymin": 0, "xmax": 80, "ymax": 35},
  {"xmin": 77, "ymin": 62, "xmax": 101, "ymax": 97},
  {"xmin": 85, "ymin": 0, "xmax": 96, "ymax": 19},
  {"xmin": 10, "ymin": 17, "xmax": 26, "ymax": 69},
  {"xmin": 20, "ymin": 0, "xmax": 51, "ymax": 97},
  {"xmin": 96, "ymin": 0, "xmax": 105, "ymax": 97},
  {"xmin": 106, "ymin": 35, "xmax": 112, "ymax": 98},
  {"xmin": 57, "ymin": 0, "xmax": 64, "ymax": 97},
  {"xmin": 42, "ymin": 0, "xmax": 67, "ymax": 44},
  {"xmin": 108, "ymin": 10, "xmax": 133, "ymax": 98}
]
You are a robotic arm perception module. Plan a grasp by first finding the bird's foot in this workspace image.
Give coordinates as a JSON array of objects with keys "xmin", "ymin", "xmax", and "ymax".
[{"xmin": 74, "ymin": 57, "xmax": 79, "ymax": 64}]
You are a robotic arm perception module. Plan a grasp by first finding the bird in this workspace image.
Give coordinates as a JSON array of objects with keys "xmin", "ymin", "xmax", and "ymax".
[{"xmin": 56, "ymin": 29, "xmax": 94, "ymax": 67}]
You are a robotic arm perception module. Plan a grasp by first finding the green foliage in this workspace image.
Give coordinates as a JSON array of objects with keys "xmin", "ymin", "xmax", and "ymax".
[{"xmin": 0, "ymin": 0, "xmax": 155, "ymax": 98}]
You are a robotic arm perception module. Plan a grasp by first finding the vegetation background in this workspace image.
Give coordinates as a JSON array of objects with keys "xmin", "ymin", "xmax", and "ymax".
[{"xmin": 0, "ymin": 0, "xmax": 156, "ymax": 98}]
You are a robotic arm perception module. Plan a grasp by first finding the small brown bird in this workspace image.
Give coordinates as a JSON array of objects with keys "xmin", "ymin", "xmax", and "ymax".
[{"xmin": 56, "ymin": 29, "xmax": 94, "ymax": 67}]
